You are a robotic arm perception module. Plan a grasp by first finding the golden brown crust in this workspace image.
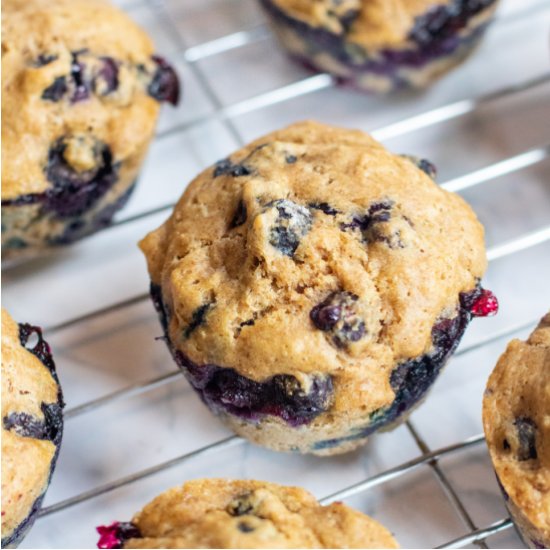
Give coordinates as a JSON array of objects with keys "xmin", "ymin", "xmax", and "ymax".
[
  {"xmin": 1, "ymin": 309, "xmax": 59, "ymax": 541},
  {"xmin": 140, "ymin": 121, "xmax": 486, "ymax": 423},
  {"xmin": 124, "ymin": 479, "xmax": 399, "ymax": 549},
  {"xmin": 1, "ymin": 0, "xmax": 160, "ymax": 199},
  {"xmin": 483, "ymin": 313, "xmax": 550, "ymax": 545}
]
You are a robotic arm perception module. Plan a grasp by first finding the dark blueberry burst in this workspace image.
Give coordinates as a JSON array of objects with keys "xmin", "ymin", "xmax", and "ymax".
[{"xmin": 310, "ymin": 291, "xmax": 366, "ymax": 348}]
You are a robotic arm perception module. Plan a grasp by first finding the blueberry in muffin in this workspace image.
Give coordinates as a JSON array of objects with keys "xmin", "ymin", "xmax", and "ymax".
[
  {"xmin": 1, "ymin": 309, "xmax": 64, "ymax": 547},
  {"xmin": 259, "ymin": 0, "xmax": 500, "ymax": 93},
  {"xmin": 1, "ymin": 0, "xmax": 180, "ymax": 262},
  {"xmin": 483, "ymin": 312, "xmax": 549, "ymax": 549},
  {"xmin": 96, "ymin": 478, "xmax": 399, "ymax": 548},
  {"xmin": 139, "ymin": 120, "xmax": 497, "ymax": 455}
]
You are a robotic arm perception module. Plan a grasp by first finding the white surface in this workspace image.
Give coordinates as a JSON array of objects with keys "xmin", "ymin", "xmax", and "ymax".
[{"xmin": 3, "ymin": 0, "xmax": 550, "ymax": 548}]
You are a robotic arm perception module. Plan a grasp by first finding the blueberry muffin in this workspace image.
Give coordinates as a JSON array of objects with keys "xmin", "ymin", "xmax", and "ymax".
[
  {"xmin": 483, "ymin": 313, "xmax": 550, "ymax": 549},
  {"xmin": 1, "ymin": 0, "xmax": 179, "ymax": 262},
  {"xmin": 96, "ymin": 478, "xmax": 398, "ymax": 548},
  {"xmin": 260, "ymin": 0, "xmax": 500, "ymax": 93},
  {"xmin": 1, "ymin": 309, "xmax": 64, "ymax": 547},
  {"xmin": 139, "ymin": 120, "xmax": 497, "ymax": 455}
]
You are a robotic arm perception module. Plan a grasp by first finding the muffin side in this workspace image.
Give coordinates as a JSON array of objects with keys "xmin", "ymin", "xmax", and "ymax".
[
  {"xmin": 1, "ymin": 309, "xmax": 64, "ymax": 547},
  {"xmin": 96, "ymin": 478, "xmax": 399, "ymax": 549},
  {"xmin": 483, "ymin": 313, "xmax": 550, "ymax": 548}
]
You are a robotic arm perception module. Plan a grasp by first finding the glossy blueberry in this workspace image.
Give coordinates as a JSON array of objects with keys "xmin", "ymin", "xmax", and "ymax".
[
  {"xmin": 515, "ymin": 417, "xmax": 538, "ymax": 461},
  {"xmin": 309, "ymin": 202, "xmax": 338, "ymax": 216},
  {"xmin": 320, "ymin": 0, "xmax": 360, "ymax": 32},
  {"xmin": 148, "ymin": 55, "xmax": 180, "ymax": 105},
  {"xmin": 310, "ymin": 291, "xmax": 366, "ymax": 348},
  {"xmin": 418, "ymin": 158, "xmax": 438, "ymax": 179},
  {"xmin": 409, "ymin": 0, "xmax": 496, "ymax": 46},
  {"xmin": 97, "ymin": 522, "xmax": 141, "ymax": 549},
  {"xmin": 94, "ymin": 57, "xmax": 119, "ymax": 95},
  {"xmin": 285, "ymin": 154, "xmax": 297, "ymax": 164},
  {"xmin": 238, "ymin": 522, "xmax": 255, "ymax": 533},
  {"xmin": 183, "ymin": 303, "xmax": 212, "ymax": 338},
  {"xmin": 33, "ymin": 54, "xmax": 58, "ymax": 67},
  {"xmin": 42, "ymin": 76, "xmax": 68, "ymax": 101},
  {"xmin": 3, "ymin": 403, "xmax": 62, "ymax": 443},
  {"xmin": 48, "ymin": 181, "xmax": 136, "ymax": 246},
  {"xmin": 230, "ymin": 200, "xmax": 247, "ymax": 228},
  {"xmin": 43, "ymin": 136, "xmax": 118, "ymax": 218},
  {"xmin": 19, "ymin": 323, "xmax": 57, "ymax": 378},
  {"xmin": 214, "ymin": 158, "xmax": 252, "ymax": 178},
  {"xmin": 401, "ymin": 155, "xmax": 437, "ymax": 179},
  {"xmin": 341, "ymin": 200, "xmax": 393, "ymax": 234},
  {"xmin": 69, "ymin": 52, "xmax": 90, "ymax": 102},
  {"xmin": 266, "ymin": 199, "xmax": 312, "ymax": 257},
  {"xmin": 227, "ymin": 494, "xmax": 255, "ymax": 516}
]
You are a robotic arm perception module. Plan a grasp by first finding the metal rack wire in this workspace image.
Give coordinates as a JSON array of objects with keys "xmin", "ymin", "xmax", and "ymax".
[{"xmin": 8, "ymin": 0, "xmax": 550, "ymax": 547}]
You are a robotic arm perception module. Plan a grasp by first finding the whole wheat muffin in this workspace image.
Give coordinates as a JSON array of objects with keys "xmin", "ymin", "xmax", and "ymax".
[
  {"xmin": 260, "ymin": 0, "xmax": 500, "ymax": 93},
  {"xmin": 140, "ymin": 120, "xmax": 497, "ymax": 455},
  {"xmin": 483, "ymin": 313, "xmax": 550, "ymax": 549},
  {"xmin": 1, "ymin": 309, "xmax": 64, "ymax": 547},
  {"xmin": 96, "ymin": 478, "xmax": 398, "ymax": 549},
  {"xmin": 1, "ymin": 0, "xmax": 179, "ymax": 262}
]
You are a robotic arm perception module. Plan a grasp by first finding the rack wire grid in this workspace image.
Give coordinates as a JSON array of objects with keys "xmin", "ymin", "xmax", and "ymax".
[{"xmin": 3, "ymin": 0, "xmax": 550, "ymax": 547}]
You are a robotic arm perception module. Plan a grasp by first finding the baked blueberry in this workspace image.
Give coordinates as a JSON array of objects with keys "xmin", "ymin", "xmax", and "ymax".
[
  {"xmin": 148, "ymin": 55, "xmax": 180, "ymax": 106},
  {"xmin": 95, "ymin": 479, "xmax": 398, "ymax": 548},
  {"xmin": 264, "ymin": 199, "xmax": 313, "ymax": 257},
  {"xmin": 1, "ymin": 309, "xmax": 64, "ymax": 547},
  {"xmin": 140, "ymin": 121, "xmax": 494, "ymax": 455},
  {"xmin": 97, "ymin": 522, "xmax": 141, "ymax": 550},
  {"xmin": 260, "ymin": 0, "xmax": 500, "ymax": 93},
  {"xmin": 1, "ymin": 0, "xmax": 181, "ymax": 263},
  {"xmin": 483, "ymin": 312, "xmax": 550, "ymax": 549},
  {"xmin": 213, "ymin": 158, "xmax": 253, "ymax": 178},
  {"xmin": 310, "ymin": 291, "xmax": 367, "ymax": 348}
]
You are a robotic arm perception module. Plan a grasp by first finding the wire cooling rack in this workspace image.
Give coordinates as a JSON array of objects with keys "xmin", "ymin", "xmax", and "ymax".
[{"xmin": 3, "ymin": 0, "xmax": 550, "ymax": 547}]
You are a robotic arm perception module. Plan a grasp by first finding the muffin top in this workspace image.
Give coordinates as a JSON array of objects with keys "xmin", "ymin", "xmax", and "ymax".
[
  {"xmin": 140, "ymin": 121, "xmax": 486, "ymax": 417},
  {"xmin": 483, "ymin": 313, "xmax": 550, "ymax": 540},
  {"xmin": 1, "ymin": 309, "xmax": 63, "ymax": 543},
  {"xmin": 268, "ymin": 0, "xmax": 497, "ymax": 47},
  {"xmin": 1, "ymin": 0, "xmax": 172, "ymax": 200},
  {"xmin": 99, "ymin": 478, "xmax": 398, "ymax": 549}
]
